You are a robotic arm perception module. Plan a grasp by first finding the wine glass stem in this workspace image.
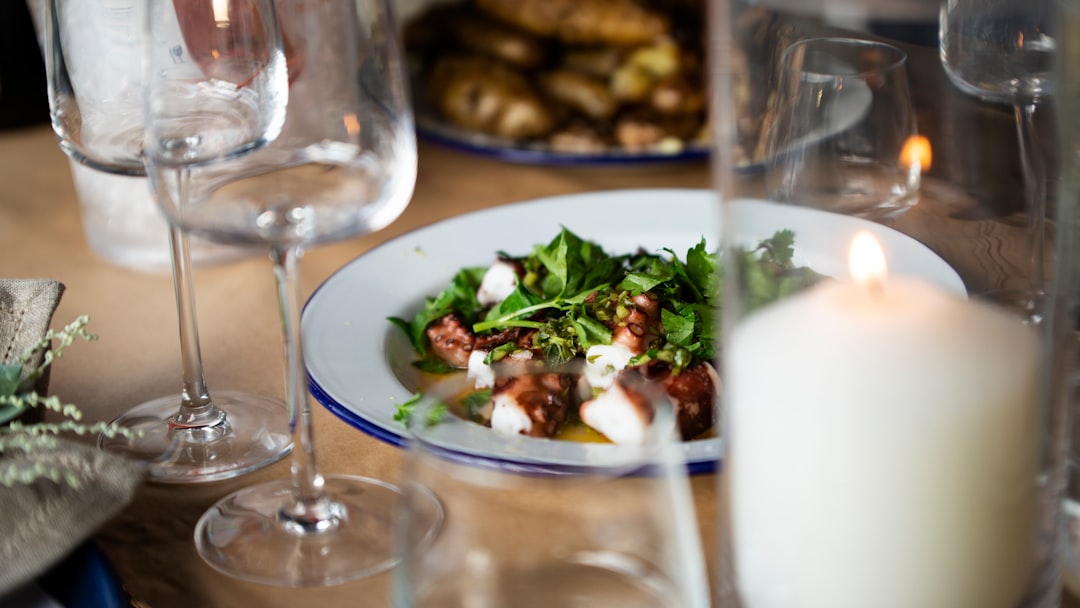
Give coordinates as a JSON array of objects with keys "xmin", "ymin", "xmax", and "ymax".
[
  {"xmin": 271, "ymin": 245, "xmax": 338, "ymax": 531},
  {"xmin": 1014, "ymin": 99, "xmax": 1048, "ymax": 291},
  {"xmin": 167, "ymin": 216, "xmax": 226, "ymax": 428}
]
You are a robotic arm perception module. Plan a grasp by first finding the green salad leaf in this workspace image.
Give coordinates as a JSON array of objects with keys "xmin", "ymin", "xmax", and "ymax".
[
  {"xmin": 390, "ymin": 227, "xmax": 822, "ymax": 377},
  {"xmin": 739, "ymin": 229, "xmax": 820, "ymax": 312}
]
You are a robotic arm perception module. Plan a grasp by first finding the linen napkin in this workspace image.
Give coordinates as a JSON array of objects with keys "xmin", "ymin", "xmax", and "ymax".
[
  {"xmin": 0, "ymin": 278, "xmax": 64, "ymax": 404},
  {"xmin": 0, "ymin": 279, "xmax": 145, "ymax": 595}
]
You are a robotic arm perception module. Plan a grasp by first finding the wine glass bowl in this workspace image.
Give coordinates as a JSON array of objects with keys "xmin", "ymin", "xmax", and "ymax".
[
  {"xmin": 939, "ymin": 1, "xmax": 1056, "ymax": 103},
  {"xmin": 45, "ymin": 0, "xmax": 292, "ymax": 483},
  {"xmin": 143, "ymin": 0, "xmax": 437, "ymax": 586},
  {"xmin": 161, "ymin": 144, "xmax": 413, "ymax": 247}
]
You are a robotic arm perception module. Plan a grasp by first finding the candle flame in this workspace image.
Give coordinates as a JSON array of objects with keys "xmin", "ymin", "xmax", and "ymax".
[
  {"xmin": 899, "ymin": 135, "xmax": 932, "ymax": 171},
  {"xmin": 849, "ymin": 231, "xmax": 887, "ymax": 286}
]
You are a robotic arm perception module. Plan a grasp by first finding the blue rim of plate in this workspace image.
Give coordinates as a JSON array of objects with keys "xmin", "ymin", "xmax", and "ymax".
[{"xmin": 416, "ymin": 117, "xmax": 768, "ymax": 173}]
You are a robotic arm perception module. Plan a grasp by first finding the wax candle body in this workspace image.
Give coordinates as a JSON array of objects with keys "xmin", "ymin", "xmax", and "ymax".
[{"xmin": 727, "ymin": 277, "xmax": 1040, "ymax": 608}]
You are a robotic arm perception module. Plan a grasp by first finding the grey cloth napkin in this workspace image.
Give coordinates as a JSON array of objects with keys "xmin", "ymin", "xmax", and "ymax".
[
  {"xmin": 0, "ymin": 278, "xmax": 65, "ymax": 401},
  {"xmin": 0, "ymin": 440, "xmax": 143, "ymax": 593},
  {"xmin": 0, "ymin": 279, "xmax": 145, "ymax": 595}
]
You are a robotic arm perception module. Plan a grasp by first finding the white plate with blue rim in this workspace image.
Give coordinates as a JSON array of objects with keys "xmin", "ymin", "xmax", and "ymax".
[{"xmin": 303, "ymin": 188, "xmax": 966, "ymax": 474}]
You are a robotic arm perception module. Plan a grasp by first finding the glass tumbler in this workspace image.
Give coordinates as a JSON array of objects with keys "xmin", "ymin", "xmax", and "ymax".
[
  {"xmin": 710, "ymin": 1, "xmax": 1071, "ymax": 606},
  {"xmin": 764, "ymin": 37, "xmax": 919, "ymax": 220},
  {"xmin": 393, "ymin": 374, "xmax": 710, "ymax": 608},
  {"xmin": 1054, "ymin": 3, "xmax": 1080, "ymax": 601}
]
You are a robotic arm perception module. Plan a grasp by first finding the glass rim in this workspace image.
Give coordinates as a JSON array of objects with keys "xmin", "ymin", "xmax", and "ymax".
[{"xmin": 781, "ymin": 36, "xmax": 908, "ymax": 78}]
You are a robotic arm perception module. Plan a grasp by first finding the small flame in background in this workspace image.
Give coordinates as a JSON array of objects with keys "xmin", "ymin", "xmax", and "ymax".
[{"xmin": 900, "ymin": 135, "xmax": 932, "ymax": 171}]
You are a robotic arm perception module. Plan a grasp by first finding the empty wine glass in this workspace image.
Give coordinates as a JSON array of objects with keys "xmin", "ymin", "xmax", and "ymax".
[
  {"xmin": 45, "ymin": 0, "xmax": 291, "ymax": 482},
  {"xmin": 393, "ymin": 372, "xmax": 710, "ymax": 608},
  {"xmin": 143, "ymin": 0, "xmax": 441, "ymax": 586},
  {"xmin": 940, "ymin": 0, "xmax": 1057, "ymax": 318}
]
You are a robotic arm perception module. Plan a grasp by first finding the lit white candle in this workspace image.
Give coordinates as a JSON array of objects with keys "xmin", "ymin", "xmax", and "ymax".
[{"xmin": 727, "ymin": 231, "xmax": 1040, "ymax": 608}]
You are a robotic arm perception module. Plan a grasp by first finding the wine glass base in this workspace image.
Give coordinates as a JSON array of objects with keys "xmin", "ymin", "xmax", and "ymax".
[
  {"xmin": 98, "ymin": 390, "xmax": 292, "ymax": 484},
  {"xmin": 194, "ymin": 474, "xmax": 444, "ymax": 587}
]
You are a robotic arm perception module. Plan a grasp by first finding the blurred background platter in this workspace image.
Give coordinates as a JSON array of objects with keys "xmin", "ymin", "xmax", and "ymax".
[{"xmin": 397, "ymin": 0, "xmax": 716, "ymax": 165}]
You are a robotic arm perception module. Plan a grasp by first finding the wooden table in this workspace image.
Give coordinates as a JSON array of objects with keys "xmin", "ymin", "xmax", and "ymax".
[{"xmin": 0, "ymin": 36, "xmax": 1072, "ymax": 607}]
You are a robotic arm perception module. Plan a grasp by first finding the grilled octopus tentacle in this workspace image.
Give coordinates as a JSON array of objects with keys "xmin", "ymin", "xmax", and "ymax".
[
  {"xmin": 425, "ymin": 313, "xmax": 476, "ymax": 369},
  {"xmin": 489, "ymin": 372, "xmax": 576, "ymax": 438},
  {"xmin": 580, "ymin": 360, "xmax": 718, "ymax": 444},
  {"xmin": 612, "ymin": 292, "xmax": 663, "ymax": 354}
]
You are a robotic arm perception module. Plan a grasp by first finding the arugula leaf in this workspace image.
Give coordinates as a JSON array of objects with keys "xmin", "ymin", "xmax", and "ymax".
[
  {"xmin": 763, "ymin": 229, "xmax": 796, "ymax": 266},
  {"xmin": 461, "ymin": 389, "xmax": 492, "ymax": 421},
  {"xmin": 481, "ymin": 283, "xmax": 544, "ymax": 326},
  {"xmin": 411, "ymin": 358, "xmax": 459, "ymax": 374},
  {"xmin": 691, "ymin": 302, "xmax": 716, "ymax": 360},
  {"xmin": 570, "ymin": 313, "xmax": 613, "ymax": 351},
  {"xmin": 684, "ymin": 239, "xmax": 720, "ymax": 305},
  {"xmin": 393, "ymin": 392, "xmax": 448, "ymax": 427},
  {"xmin": 661, "ymin": 305, "xmax": 697, "ymax": 349},
  {"xmin": 618, "ymin": 255, "xmax": 675, "ymax": 294},
  {"xmin": 534, "ymin": 228, "xmax": 624, "ymax": 298}
]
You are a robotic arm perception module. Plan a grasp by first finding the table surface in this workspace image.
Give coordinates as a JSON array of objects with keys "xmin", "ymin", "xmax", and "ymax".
[{"xmin": 0, "ymin": 39, "xmax": 1074, "ymax": 608}]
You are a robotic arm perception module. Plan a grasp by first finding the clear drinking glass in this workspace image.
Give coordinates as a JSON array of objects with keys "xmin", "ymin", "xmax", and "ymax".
[
  {"xmin": 710, "ymin": 1, "xmax": 1070, "ymax": 606},
  {"xmin": 393, "ymin": 373, "xmax": 710, "ymax": 608},
  {"xmin": 764, "ymin": 37, "xmax": 920, "ymax": 220},
  {"xmin": 1052, "ymin": 3, "xmax": 1080, "ymax": 600},
  {"xmin": 142, "ymin": 0, "xmax": 441, "ymax": 586},
  {"xmin": 940, "ymin": 0, "xmax": 1056, "ymax": 317},
  {"xmin": 44, "ymin": 0, "xmax": 291, "ymax": 482}
]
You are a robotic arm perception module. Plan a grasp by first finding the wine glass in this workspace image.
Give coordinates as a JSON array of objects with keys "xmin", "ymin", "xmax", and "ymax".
[
  {"xmin": 393, "ymin": 372, "xmax": 710, "ymax": 607},
  {"xmin": 44, "ymin": 0, "xmax": 291, "ymax": 482},
  {"xmin": 143, "ymin": 0, "xmax": 441, "ymax": 586},
  {"xmin": 940, "ymin": 0, "xmax": 1056, "ymax": 318}
]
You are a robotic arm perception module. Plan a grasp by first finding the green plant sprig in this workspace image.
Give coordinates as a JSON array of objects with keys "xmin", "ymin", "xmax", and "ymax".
[{"xmin": 0, "ymin": 315, "xmax": 138, "ymax": 488}]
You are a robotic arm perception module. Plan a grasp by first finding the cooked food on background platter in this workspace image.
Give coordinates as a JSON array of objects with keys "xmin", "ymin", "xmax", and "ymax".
[
  {"xmin": 403, "ymin": 0, "xmax": 789, "ymax": 163},
  {"xmin": 390, "ymin": 227, "xmax": 822, "ymax": 444}
]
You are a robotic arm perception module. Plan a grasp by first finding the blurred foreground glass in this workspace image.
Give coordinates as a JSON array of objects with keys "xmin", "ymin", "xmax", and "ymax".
[
  {"xmin": 44, "ymin": 0, "xmax": 291, "ymax": 483},
  {"xmin": 764, "ymin": 37, "xmax": 919, "ymax": 220},
  {"xmin": 710, "ymin": 1, "xmax": 1070, "ymax": 606},
  {"xmin": 393, "ymin": 374, "xmax": 710, "ymax": 608},
  {"xmin": 44, "ymin": 0, "xmax": 143, "ymax": 175},
  {"xmin": 1054, "ymin": 3, "xmax": 1080, "ymax": 600}
]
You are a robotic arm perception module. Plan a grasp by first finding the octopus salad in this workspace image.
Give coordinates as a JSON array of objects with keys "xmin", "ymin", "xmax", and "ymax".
[{"xmin": 390, "ymin": 228, "xmax": 820, "ymax": 445}]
